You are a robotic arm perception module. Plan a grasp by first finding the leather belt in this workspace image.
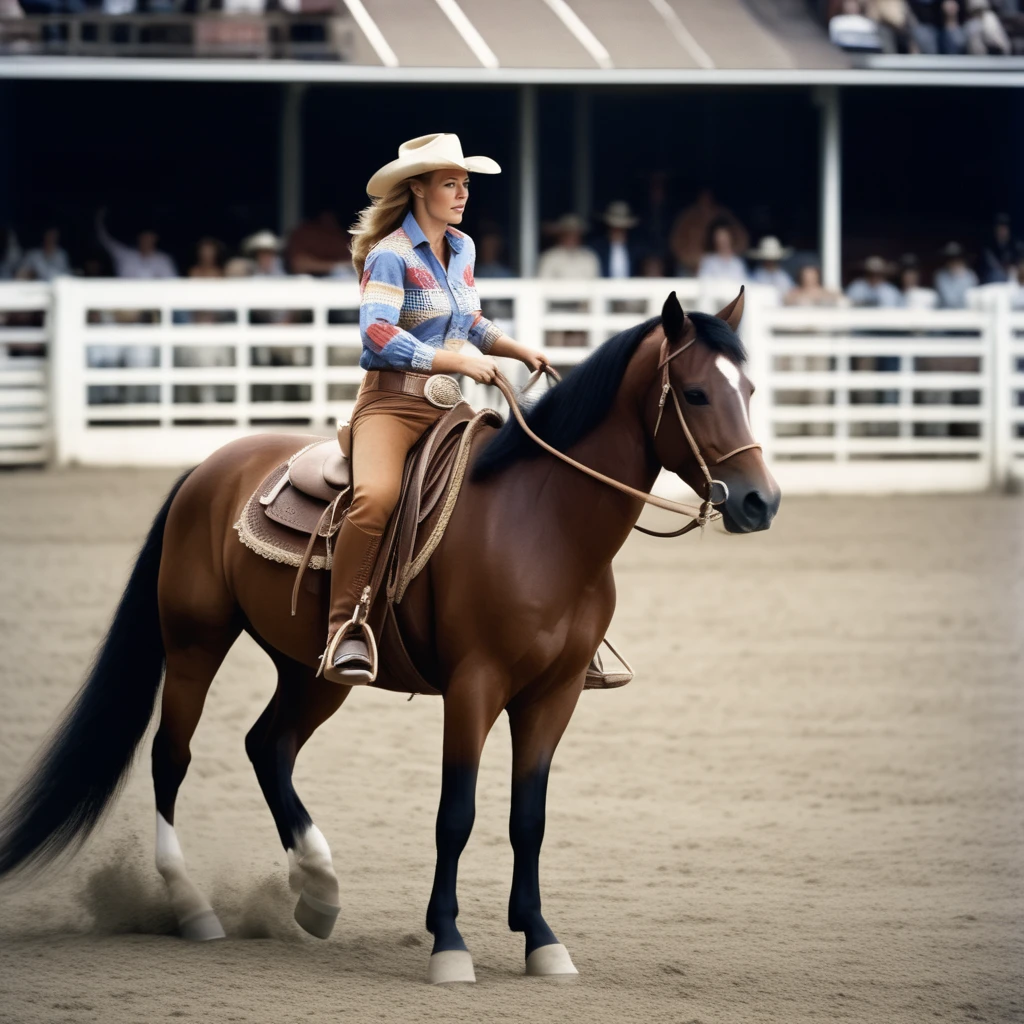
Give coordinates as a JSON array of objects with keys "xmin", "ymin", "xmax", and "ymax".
[{"xmin": 362, "ymin": 370, "xmax": 430, "ymax": 398}]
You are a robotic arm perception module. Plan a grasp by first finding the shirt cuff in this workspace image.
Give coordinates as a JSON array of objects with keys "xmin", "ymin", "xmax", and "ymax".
[{"xmin": 411, "ymin": 341, "xmax": 437, "ymax": 372}]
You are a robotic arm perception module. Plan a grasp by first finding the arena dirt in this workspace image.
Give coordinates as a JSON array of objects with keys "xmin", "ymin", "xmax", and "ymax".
[{"xmin": 0, "ymin": 468, "xmax": 1020, "ymax": 1024}]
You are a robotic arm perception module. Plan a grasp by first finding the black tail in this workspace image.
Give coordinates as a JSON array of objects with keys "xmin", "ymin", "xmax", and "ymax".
[{"xmin": 0, "ymin": 471, "xmax": 192, "ymax": 878}]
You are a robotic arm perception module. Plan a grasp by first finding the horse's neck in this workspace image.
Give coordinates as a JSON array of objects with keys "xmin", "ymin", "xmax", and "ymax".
[{"xmin": 523, "ymin": 332, "xmax": 663, "ymax": 568}]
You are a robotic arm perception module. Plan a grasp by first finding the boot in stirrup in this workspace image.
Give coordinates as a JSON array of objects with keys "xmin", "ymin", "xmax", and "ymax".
[{"xmin": 322, "ymin": 586, "xmax": 378, "ymax": 686}]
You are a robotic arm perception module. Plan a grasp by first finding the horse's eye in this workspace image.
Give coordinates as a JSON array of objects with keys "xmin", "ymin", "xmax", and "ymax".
[{"xmin": 683, "ymin": 389, "xmax": 709, "ymax": 406}]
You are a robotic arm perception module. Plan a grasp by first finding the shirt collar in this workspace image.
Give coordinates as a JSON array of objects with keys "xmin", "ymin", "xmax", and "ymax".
[{"xmin": 402, "ymin": 210, "xmax": 464, "ymax": 255}]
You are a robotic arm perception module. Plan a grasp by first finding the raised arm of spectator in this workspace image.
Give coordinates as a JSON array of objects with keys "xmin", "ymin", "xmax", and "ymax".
[{"xmin": 95, "ymin": 210, "xmax": 132, "ymax": 264}]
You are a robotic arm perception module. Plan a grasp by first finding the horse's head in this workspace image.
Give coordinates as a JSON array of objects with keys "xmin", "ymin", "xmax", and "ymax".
[{"xmin": 649, "ymin": 289, "xmax": 780, "ymax": 533}]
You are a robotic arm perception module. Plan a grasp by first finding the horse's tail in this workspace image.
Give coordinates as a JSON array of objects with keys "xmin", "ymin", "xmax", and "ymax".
[{"xmin": 0, "ymin": 471, "xmax": 192, "ymax": 878}]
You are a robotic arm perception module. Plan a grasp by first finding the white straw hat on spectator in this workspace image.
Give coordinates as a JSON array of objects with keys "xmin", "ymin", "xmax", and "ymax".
[
  {"xmin": 546, "ymin": 213, "xmax": 589, "ymax": 235},
  {"xmin": 601, "ymin": 201, "xmax": 639, "ymax": 229},
  {"xmin": 747, "ymin": 236, "xmax": 793, "ymax": 261},
  {"xmin": 366, "ymin": 134, "xmax": 501, "ymax": 198},
  {"xmin": 243, "ymin": 231, "xmax": 283, "ymax": 254}
]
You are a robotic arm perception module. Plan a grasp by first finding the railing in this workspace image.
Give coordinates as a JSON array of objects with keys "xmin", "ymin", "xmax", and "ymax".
[
  {"xmin": 0, "ymin": 282, "xmax": 50, "ymax": 466},
  {"xmin": 4, "ymin": 276, "xmax": 1021, "ymax": 493}
]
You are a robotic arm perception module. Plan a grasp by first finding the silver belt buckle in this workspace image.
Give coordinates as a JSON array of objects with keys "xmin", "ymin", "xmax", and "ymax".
[{"xmin": 423, "ymin": 374, "xmax": 462, "ymax": 409}]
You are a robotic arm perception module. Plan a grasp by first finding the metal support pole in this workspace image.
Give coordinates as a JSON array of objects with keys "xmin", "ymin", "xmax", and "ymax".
[
  {"xmin": 817, "ymin": 85, "xmax": 842, "ymax": 291},
  {"xmin": 279, "ymin": 83, "xmax": 307, "ymax": 238},
  {"xmin": 573, "ymin": 89, "xmax": 591, "ymax": 220},
  {"xmin": 518, "ymin": 85, "xmax": 539, "ymax": 278}
]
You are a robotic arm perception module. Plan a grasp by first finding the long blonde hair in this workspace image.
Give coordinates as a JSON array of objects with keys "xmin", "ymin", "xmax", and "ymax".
[{"xmin": 350, "ymin": 176, "xmax": 427, "ymax": 277}]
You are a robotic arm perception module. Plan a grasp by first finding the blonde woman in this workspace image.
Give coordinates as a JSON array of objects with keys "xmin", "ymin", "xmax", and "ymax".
[{"xmin": 323, "ymin": 134, "xmax": 549, "ymax": 685}]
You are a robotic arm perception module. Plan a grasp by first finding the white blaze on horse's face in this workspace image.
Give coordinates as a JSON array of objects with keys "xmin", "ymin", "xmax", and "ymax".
[{"xmin": 714, "ymin": 354, "xmax": 751, "ymax": 431}]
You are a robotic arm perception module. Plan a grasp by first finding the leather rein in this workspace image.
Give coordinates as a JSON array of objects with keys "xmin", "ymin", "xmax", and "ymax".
[{"xmin": 493, "ymin": 333, "xmax": 761, "ymax": 540}]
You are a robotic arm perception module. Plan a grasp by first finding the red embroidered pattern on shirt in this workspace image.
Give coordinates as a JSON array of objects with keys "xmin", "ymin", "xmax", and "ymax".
[
  {"xmin": 462, "ymin": 264, "xmax": 475, "ymax": 287},
  {"xmin": 366, "ymin": 322, "xmax": 399, "ymax": 349},
  {"xmin": 405, "ymin": 266, "xmax": 437, "ymax": 290}
]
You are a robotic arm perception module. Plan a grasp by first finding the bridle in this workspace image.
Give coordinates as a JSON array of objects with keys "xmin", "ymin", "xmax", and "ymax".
[{"xmin": 492, "ymin": 328, "xmax": 762, "ymax": 540}]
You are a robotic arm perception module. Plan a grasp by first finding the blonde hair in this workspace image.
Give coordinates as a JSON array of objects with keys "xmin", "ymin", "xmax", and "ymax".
[{"xmin": 350, "ymin": 176, "xmax": 428, "ymax": 277}]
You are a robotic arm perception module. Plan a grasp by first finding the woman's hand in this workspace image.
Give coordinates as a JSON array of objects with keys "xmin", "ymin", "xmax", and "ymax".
[
  {"xmin": 456, "ymin": 354, "xmax": 499, "ymax": 384},
  {"xmin": 515, "ymin": 345, "xmax": 551, "ymax": 373}
]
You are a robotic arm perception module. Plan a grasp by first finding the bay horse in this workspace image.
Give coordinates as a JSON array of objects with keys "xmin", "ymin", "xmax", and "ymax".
[{"xmin": 0, "ymin": 290, "xmax": 779, "ymax": 983}]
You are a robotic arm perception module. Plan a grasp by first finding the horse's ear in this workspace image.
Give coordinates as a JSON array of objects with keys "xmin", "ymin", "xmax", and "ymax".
[
  {"xmin": 661, "ymin": 291, "xmax": 687, "ymax": 344},
  {"xmin": 715, "ymin": 286, "xmax": 745, "ymax": 333}
]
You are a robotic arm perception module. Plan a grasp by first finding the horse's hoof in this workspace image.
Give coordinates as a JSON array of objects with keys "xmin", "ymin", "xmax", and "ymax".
[
  {"xmin": 294, "ymin": 890, "xmax": 341, "ymax": 940},
  {"xmin": 180, "ymin": 909, "xmax": 226, "ymax": 942},
  {"xmin": 428, "ymin": 949, "xmax": 476, "ymax": 984},
  {"xmin": 525, "ymin": 943, "xmax": 578, "ymax": 978}
]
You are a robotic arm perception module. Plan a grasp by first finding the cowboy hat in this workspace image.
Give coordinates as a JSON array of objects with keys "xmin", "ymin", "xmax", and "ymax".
[
  {"xmin": 601, "ymin": 201, "xmax": 639, "ymax": 229},
  {"xmin": 366, "ymin": 134, "xmax": 500, "ymax": 198},
  {"xmin": 747, "ymin": 236, "xmax": 793, "ymax": 261},
  {"xmin": 545, "ymin": 213, "xmax": 588, "ymax": 235},
  {"xmin": 243, "ymin": 230, "xmax": 282, "ymax": 254}
]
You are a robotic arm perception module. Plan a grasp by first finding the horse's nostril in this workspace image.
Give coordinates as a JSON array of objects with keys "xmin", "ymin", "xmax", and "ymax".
[{"xmin": 742, "ymin": 490, "xmax": 769, "ymax": 524}]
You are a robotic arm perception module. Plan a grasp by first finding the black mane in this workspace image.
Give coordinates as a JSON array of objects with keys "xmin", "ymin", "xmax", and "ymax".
[{"xmin": 471, "ymin": 309, "xmax": 746, "ymax": 481}]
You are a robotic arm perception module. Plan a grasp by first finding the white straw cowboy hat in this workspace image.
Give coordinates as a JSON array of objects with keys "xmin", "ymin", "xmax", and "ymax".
[
  {"xmin": 545, "ymin": 213, "xmax": 589, "ymax": 235},
  {"xmin": 242, "ymin": 230, "xmax": 282, "ymax": 254},
  {"xmin": 747, "ymin": 236, "xmax": 793, "ymax": 261},
  {"xmin": 601, "ymin": 201, "xmax": 639, "ymax": 229},
  {"xmin": 366, "ymin": 134, "xmax": 501, "ymax": 198}
]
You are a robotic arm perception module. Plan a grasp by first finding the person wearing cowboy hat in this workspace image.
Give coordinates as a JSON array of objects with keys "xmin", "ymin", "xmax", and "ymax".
[
  {"xmin": 747, "ymin": 236, "xmax": 795, "ymax": 297},
  {"xmin": 321, "ymin": 133, "xmax": 551, "ymax": 686},
  {"xmin": 242, "ymin": 230, "xmax": 286, "ymax": 278},
  {"xmin": 592, "ymin": 201, "xmax": 646, "ymax": 280},
  {"xmin": 934, "ymin": 241, "xmax": 979, "ymax": 309},
  {"xmin": 537, "ymin": 212, "xmax": 600, "ymax": 280},
  {"xmin": 846, "ymin": 255, "xmax": 903, "ymax": 307}
]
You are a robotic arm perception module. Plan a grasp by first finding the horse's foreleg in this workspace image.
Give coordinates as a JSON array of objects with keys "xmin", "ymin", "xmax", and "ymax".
[
  {"xmin": 424, "ymin": 672, "xmax": 506, "ymax": 984},
  {"xmin": 245, "ymin": 657, "xmax": 350, "ymax": 939},
  {"xmin": 507, "ymin": 679, "xmax": 585, "ymax": 977}
]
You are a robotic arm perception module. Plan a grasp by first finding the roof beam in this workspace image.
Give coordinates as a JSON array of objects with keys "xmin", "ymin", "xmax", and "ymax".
[
  {"xmin": 434, "ymin": 0, "xmax": 499, "ymax": 69},
  {"xmin": 540, "ymin": 0, "xmax": 613, "ymax": 70}
]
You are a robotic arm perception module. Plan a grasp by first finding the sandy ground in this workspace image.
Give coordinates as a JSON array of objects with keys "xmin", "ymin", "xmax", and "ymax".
[{"xmin": 0, "ymin": 468, "xmax": 1021, "ymax": 1024}]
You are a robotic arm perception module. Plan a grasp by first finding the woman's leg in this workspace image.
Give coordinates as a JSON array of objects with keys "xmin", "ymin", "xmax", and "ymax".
[{"xmin": 323, "ymin": 392, "xmax": 442, "ymax": 684}]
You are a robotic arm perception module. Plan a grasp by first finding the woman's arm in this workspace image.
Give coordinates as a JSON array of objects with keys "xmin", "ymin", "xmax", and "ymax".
[{"xmin": 486, "ymin": 334, "xmax": 551, "ymax": 372}]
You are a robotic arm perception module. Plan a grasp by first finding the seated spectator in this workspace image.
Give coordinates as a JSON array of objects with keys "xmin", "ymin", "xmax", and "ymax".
[
  {"xmin": 982, "ymin": 212, "xmax": 1018, "ymax": 283},
  {"xmin": 96, "ymin": 209, "xmax": 177, "ymax": 278},
  {"xmin": 964, "ymin": 0, "xmax": 1012, "ymax": 50},
  {"xmin": 475, "ymin": 227, "xmax": 514, "ymax": 278},
  {"xmin": 17, "ymin": 227, "xmax": 70, "ymax": 281},
  {"xmin": 898, "ymin": 254, "xmax": 938, "ymax": 309},
  {"xmin": 244, "ymin": 231, "xmax": 286, "ymax": 277},
  {"xmin": 846, "ymin": 256, "xmax": 903, "ymax": 307},
  {"xmin": 938, "ymin": 0, "xmax": 968, "ymax": 51},
  {"xmin": 188, "ymin": 237, "xmax": 225, "ymax": 278},
  {"xmin": 670, "ymin": 189, "xmax": 748, "ymax": 277},
  {"xmin": 537, "ymin": 214, "xmax": 600, "ymax": 279},
  {"xmin": 0, "ymin": 228, "xmax": 21, "ymax": 280},
  {"xmin": 785, "ymin": 263, "xmax": 846, "ymax": 306},
  {"xmin": 747, "ymin": 236, "xmax": 795, "ymax": 296},
  {"xmin": 592, "ymin": 201, "xmax": 645, "ymax": 279},
  {"xmin": 287, "ymin": 209, "xmax": 352, "ymax": 277},
  {"xmin": 830, "ymin": 0, "xmax": 885, "ymax": 50},
  {"xmin": 698, "ymin": 220, "xmax": 747, "ymax": 282},
  {"xmin": 934, "ymin": 242, "xmax": 979, "ymax": 308}
]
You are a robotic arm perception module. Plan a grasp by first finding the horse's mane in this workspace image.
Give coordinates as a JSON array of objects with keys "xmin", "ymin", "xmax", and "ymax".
[{"xmin": 471, "ymin": 310, "xmax": 746, "ymax": 481}]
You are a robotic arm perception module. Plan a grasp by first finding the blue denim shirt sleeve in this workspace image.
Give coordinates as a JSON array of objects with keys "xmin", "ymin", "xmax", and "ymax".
[{"xmin": 360, "ymin": 250, "xmax": 438, "ymax": 372}]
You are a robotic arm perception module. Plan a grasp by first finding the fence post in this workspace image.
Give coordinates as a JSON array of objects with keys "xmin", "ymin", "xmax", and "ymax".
[
  {"xmin": 50, "ymin": 277, "xmax": 84, "ymax": 467},
  {"xmin": 742, "ymin": 285, "xmax": 773, "ymax": 465},
  {"xmin": 986, "ymin": 284, "xmax": 1012, "ymax": 490}
]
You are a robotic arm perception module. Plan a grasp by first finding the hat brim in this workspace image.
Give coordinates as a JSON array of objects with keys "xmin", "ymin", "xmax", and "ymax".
[
  {"xmin": 367, "ymin": 155, "xmax": 501, "ymax": 198},
  {"xmin": 747, "ymin": 247, "xmax": 793, "ymax": 260},
  {"xmin": 603, "ymin": 215, "xmax": 639, "ymax": 228}
]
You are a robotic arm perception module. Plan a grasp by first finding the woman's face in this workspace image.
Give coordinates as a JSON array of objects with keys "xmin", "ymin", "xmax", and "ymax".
[
  {"xmin": 799, "ymin": 265, "xmax": 821, "ymax": 289},
  {"xmin": 412, "ymin": 168, "xmax": 470, "ymax": 226},
  {"xmin": 713, "ymin": 227, "xmax": 733, "ymax": 256}
]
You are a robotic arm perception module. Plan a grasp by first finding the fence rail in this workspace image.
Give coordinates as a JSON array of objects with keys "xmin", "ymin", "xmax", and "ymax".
[
  {"xmin": 3, "ymin": 277, "xmax": 1020, "ymax": 493},
  {"xmin": 0, "ymin": 282, "xmax": 50, "ymax": 465}
]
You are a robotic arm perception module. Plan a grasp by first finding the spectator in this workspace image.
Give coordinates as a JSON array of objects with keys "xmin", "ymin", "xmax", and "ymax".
[
  {"xmin": 96, "ymin": 209, "xmax": 177, "ymax": 278},
  {"xmin": 830, "ymin": 0, "xmax": 886, "ymax": 49},
  {"xmin": 593, "ymin": 201, "xmax": 645, "ymax": 279},
  {"xmin": 188, "ymin": 237, "xmax": 225, "ymax": 279},
  {"xmin": 898, "ymin": 253, "xmax": 938, "ymax": 308},
  {"xmin": 698, "ymin": 220, "xmax": 748, "ymax": 282},
  {"xmin": 1, "ymin": 228, "xmax": 22, "ymax": 280},
  {"xmin": 747, "ymin": 236, "xmax": 795, "ymax": 296},
  {"xmin": 866, "ymin": 0, "xmax": 923, "ymax": 51},
  {"xmin": 670, "ymin": 189, "xmax": 748, "ymax": 277},
  {"xmin": 785, "ymin": 263, "xmax": 846, "ymax": 306},
  {"xmin": 964, "ymin": 0, "xmax": 1012, "ymax": 51},
  {"xmin": 938, "ymin": 0, "xmax": 968, "ymax": 51},
  {"xmin": 537, "ymin": 214, "xmax": 600, "ymax": 279},
  {"xmin": 846, "ymin": 256, "xmax": 903, "ymax": 306},
  {"xmin": 225, "ymin": 257, "xmax": 255, "ymax": 277},
  {"xmin": 244, "ymin": 230, "xmax": 286, "ymax": 277},
  {"xmin": 475, "ymin": 227, "xmax": 515, "ymax": 278},
  {"xmin": 981, "ymin": 212, "xmax": 1018, "ymax": 283},
  {"xmin": 287, "ymin": 209, "xmax": 352, "ymax": 277},
  {"xmin": 640, "ymin": 254, "xmax": 667, "ymax": 277},
  {"xmin": 16, "ymin": 227, "xmax": 70, "ymax": 281},
  {"xmin": 934, "ymin": 242, "xmax": 979, "ymax": 308}
]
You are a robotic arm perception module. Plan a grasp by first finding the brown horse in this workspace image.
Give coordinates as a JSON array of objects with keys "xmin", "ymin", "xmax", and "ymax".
[{"xmin": 0, "ymin": 290, "xmax": 779, "ymax": 983}]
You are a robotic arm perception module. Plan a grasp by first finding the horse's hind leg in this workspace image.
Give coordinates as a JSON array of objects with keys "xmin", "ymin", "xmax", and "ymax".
[
  {"xmin": 151, "ymin": 609, "xmax": 242, "ymax": 941},
  {"xmin": 245, "ymin": 654, "xmax": 351, "ymax": 939}
]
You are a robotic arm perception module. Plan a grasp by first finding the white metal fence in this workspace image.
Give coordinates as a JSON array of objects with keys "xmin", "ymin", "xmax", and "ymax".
[
  {"xmin": 0, "ymin": 282, "xmax": 50, "ymax": 465},
  {"xmin": 3, "ymin": 276, "xmax": 1021, "ymax": 493}
]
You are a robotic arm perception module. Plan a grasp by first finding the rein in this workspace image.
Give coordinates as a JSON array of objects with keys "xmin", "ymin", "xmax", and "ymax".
[{"xmin": 493, "ymin": 336, "xmax": 761, "ymax": 540}]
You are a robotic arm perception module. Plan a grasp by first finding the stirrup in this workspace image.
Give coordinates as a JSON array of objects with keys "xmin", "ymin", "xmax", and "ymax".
[
  {"xmin": 319, "ymin": 588, "xmax": 378, "ymax": 686},
  {"xmin": 584, "ymin": 637, "xmax": 634, "ymax": 690}
]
